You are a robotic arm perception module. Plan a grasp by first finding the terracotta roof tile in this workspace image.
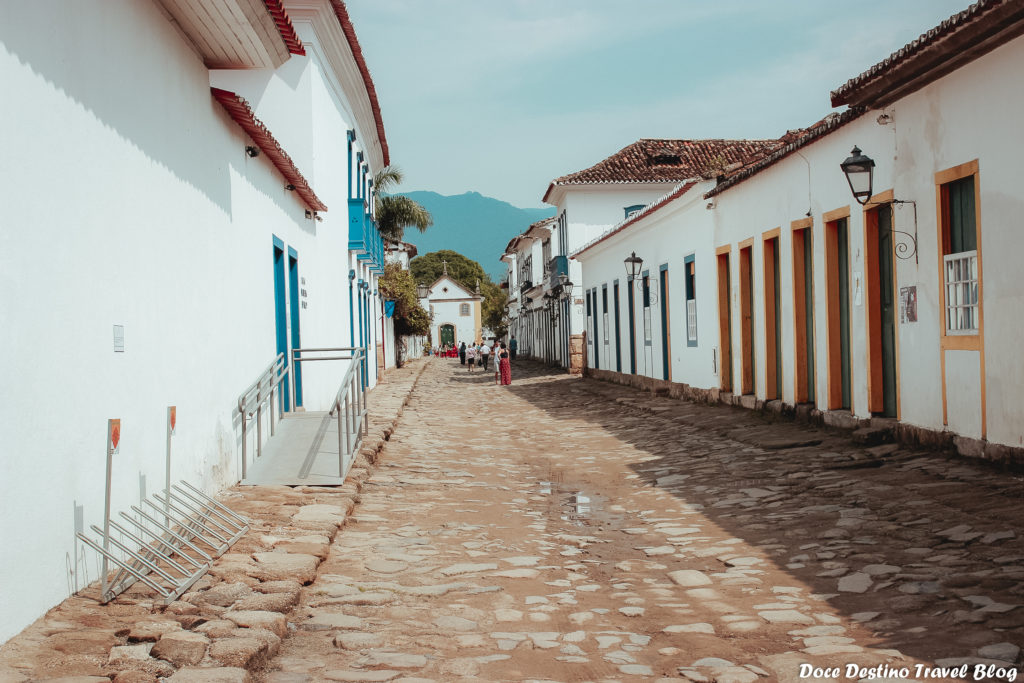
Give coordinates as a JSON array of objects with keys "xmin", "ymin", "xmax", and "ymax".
[
  {"xmin": 831, "ymin": 0, "xmax": 1024, "ymax": 108},
  {"xmin": 263, "ymin": 0, "xmax": 305, "ymax": 56},
  {"xmin": 543, "ymin": 138, "xmax": 782, "ymax": 203},
  {"xmin": 572, "ymin": 181, "xmax": 700, "ymax": 260},
  {"xmin": 704, "ymin": 108, "xmax": 866, "ymax": 199},
  {"xmin": 212, "ymin": 88, "xmax": 327, "ymax": 212},
  {"xmin": 329, "ymin": 1, "xmax": 389, "ymax": 166}
]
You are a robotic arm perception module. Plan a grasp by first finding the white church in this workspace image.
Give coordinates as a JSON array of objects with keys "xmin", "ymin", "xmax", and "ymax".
[{"xmin": 424, "ymin": 264, "xmax": 485, "ymax": 348}]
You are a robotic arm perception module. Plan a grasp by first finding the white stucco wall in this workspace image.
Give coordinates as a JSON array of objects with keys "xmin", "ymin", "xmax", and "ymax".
[
  {"xmin": 575, "ymin": 184, "xmax": 719, "ymax": 387},
  {"xmin": 887, "ymin": 36, "xmax": 1024, "ymax": 447},
  {"xmin": 712, "ymin": 114, "xmax": 891, "ymax": 413},
  {"xmin": 709, "ymin": 34, "xmax": 1023, "ymax": 448},
  {"xmin": 0, "ymin": 1, "xmax": 382, "ymax": 643},
  {"xmin": 568, "ymin": 34, "xmax": 1023, "ymax": 453},
  {"xmin": 427, "ymin": 278, "xmax": 481, "ymax": 348},
  {"xmin": 552, "ymin": 184, "xmax": 678, "ymax": 359}
]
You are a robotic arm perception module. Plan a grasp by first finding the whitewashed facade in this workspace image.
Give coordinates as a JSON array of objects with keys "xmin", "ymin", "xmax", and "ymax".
[
  {"xmin": 385, "ymin": 241, "xmax": 427, "ymax": 366},
  {"xmin": 573, "ymin": 181, "xmax": 719, "ymax": 388},
  {"xmin": 536, "ymin": 139, "xmax": 779, "ymax": 372},
  {"xmin": 572, "ymin": 2, "xmax": 1024, "ymax": 463},
  {"xmin": 545, "ymin": 184, "xmax": 681, "ymax": 370},
  {"xmin": 0, "ymin": 0, "xmax": 390, "ymax": 643},
  {"xmin": 425, "ymin": 276, "xmax": 483, "ymax": 349},
  {"xmin": 504, "ymin": 219, "xmax": 554, "ymax": 362}
]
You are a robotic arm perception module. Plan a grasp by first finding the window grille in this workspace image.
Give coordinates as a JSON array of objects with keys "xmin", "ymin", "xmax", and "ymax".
[
  {"xmin": 944, "ymin": 250, "xmax": 978, "ymax": 333},
  {"xmin": 687, "ymin": 299, "xmax": 697, "ymax": 342},
  {"xmin": 460, "ymin": 303, "xmax": 470, "ymax": 316}
]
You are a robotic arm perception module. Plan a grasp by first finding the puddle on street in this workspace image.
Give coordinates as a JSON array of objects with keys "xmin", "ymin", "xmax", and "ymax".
[{"xmin": 536, "ymin": 479, "xmax": 622, "ymax": 528}]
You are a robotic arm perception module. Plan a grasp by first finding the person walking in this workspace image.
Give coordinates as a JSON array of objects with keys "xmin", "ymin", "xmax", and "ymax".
[
  {"xmin": 466, "ymin": 342, "xmax": 477, "ymax": 373},
  {"xmin": 493, "ymin": 341, "xmax": 501, "ymax": 384},
  {"xmin": 459, "ymin": 341, "xmax": 466, "ymax": 365},
  {"xmin": 479, "ymin": 341, "xmax": 491, "ymax": 372},
  {"xmin": 498, "ymin": 342, "xmax": 512, "ymax": 385},
  {"xmin": 509, "ymin": 336, "xmax": 517, "ymax": 360}
]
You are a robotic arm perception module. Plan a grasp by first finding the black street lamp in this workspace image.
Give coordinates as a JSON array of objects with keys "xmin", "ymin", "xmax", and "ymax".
[
  {"xmin": 558, "ymin": 273, "xmax": 574, "ymax": 299},
  {"xmin": 840, "ymin": 146, "xmax": 875, "ymax": 205},
  {"xmin": 624, "ymin": 251, "xmax": 644, "ymax": 281},
  {"xmin": 840, "ymin": 146, "xmax": 919, "ymax": 262},
  {"xmin": 416, "ymin": 284, "xmax": 429, "ymax": 299}
]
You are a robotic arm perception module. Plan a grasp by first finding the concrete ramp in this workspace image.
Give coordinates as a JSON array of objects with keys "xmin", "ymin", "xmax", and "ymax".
[{"xmin": 240, "ymin": 411, "xmax": 348, "ymax": 486}]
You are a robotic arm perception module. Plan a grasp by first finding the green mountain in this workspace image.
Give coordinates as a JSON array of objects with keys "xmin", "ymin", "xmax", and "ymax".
[{"xmin": 400, "ymin": 191, "xmax": 554, "ymax": 281}]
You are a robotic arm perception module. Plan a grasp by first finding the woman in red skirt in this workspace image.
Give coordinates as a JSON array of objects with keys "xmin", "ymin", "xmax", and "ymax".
[{"xmin": 498, "ymin": 342, "xmax": 512, "ymax": 385}]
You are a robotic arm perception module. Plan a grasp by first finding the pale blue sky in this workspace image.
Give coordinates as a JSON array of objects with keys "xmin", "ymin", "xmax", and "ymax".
[{"xmin": 346, "ymin": 0, "xmax": 970, "ymax": 208}]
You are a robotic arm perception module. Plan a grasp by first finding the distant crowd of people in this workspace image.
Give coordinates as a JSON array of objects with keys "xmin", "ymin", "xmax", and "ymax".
[{"xmin": 429, "ymin": 336, "xmax": 518, "ymax": 386}]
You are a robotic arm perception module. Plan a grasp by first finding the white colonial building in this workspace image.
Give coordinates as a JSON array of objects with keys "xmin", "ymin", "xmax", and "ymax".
[
  {"xmin": 0, "ymin": 0, "xmax": 391, "ymax": 643},
  {"xmin": 529, "ymin": 138, "xmax": 779, "ymax": 372},
  {"xmin": 572, "ymin": 0, "xmax": 1024, "ymax": 465},
  {"xmin": 384, "ymin": 241, "xmax": 427, "ymax": 364},
  {"xmin": 425, "ymin": 274, "xmax": 484, "ymax": 349}
]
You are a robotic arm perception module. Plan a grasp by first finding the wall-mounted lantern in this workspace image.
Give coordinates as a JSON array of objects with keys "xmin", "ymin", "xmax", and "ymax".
[
  {"xmin": 558, "ymin": 273, "xmax": 574, "ymax": 299},
  {"xmin": 840, "ymin": 146, "xmax": 875, "ymax": 205},
  {"xmin": 624, "ymin": 251, "xmax": 644, "ymax": 281},
  {"xmin": 840, "ymin": 145, "xmax": 918, "ymax": 262}
]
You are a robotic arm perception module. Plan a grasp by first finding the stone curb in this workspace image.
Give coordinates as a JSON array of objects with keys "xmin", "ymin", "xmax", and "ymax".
[
  {"xmin": 0, "ymin": 360, "xmax": 430, "ymax": 683},
  {"xmin": 582, "ymin": 365, "xmax": 1024, "ymax": 470}
]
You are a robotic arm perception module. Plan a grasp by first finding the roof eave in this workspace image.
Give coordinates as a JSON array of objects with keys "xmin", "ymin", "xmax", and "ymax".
[
  {"xmin": 572, "ymin": 180, "xmax": 700, "ymax": 260},
  {"xmin": 327, "ymin": 0, "xmax": 389, "ymax": 167},
  {"xmin": 831, "ymin": 0, "xmax": 1024, "ymax": 109},
  {"xmin": 704, "ymin": 108, "xmax": 866, "ymax": 200},
  {"xmin": 212, "ymin": 88, "xmax": 327, "ymax": 212}
]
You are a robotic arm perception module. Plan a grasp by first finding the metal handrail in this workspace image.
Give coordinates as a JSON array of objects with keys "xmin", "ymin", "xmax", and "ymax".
[
  {"xmin": 328, "ymin": 349, "xmax": 369, "ymax": 479},
  {"xmin": 288, "ymin": 346, "xmax": 362, "ymax": 415},
  {"xmin": 290, "ymin": 347, "xmax": 369, "ymax": 480},
  {"xmin": 237, "ymin": 352, "xmax": 287, "ymax": 479}
]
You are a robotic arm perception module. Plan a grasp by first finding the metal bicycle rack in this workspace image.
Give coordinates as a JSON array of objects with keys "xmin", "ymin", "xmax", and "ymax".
[{"xmin": 76, "ymin": 479, "xmax": 249, "ymax": 604}]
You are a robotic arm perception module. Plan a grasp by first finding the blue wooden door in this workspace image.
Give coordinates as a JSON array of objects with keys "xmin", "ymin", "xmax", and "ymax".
[
  {"xmin": 288, "ymin": 248, "xmax": 303, "ymax": 408},
  {"xmin": 659, "ymin": 265, "xmax": 670, "ymax": 381},
  {"xmin": 273, "ymin": 238, "xmax": 290, "ymax": 412}
]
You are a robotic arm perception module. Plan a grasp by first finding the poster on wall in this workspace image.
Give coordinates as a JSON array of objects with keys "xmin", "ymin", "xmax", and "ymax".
[{"xmin": 900, "ymin": 286, "xmax": 918, "ymax": 323}]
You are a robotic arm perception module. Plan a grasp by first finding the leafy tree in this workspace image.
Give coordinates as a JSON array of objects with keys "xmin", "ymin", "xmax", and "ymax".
[
  {"xmin": 374, "ymin": 166, "xmax": 432, "ymax": 243},
  {"xmin": 481, "ymin": 282, "xmax": 508, "ymax": 339},
  {"xmin": 410, "ymin": 250, "xmax": 508, "ymax": 340},
  {"xmin": 410, "ymin": 250, "xmax": 488, "ymax": 289},
  {"xmin": 378, "ymin": 261, "xmax": 430, "ymax": 336}
]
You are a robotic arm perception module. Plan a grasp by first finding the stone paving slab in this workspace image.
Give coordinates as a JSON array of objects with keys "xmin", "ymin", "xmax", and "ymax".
[
  {"xmin": 262, "ymin": 359, "xmax": 1024, "ymax": 682},
  {"xmin": 0, "ymin": 360, "xmax": 429, "ymax": 682},
  {"xmin": 4, "ymin": 356, "xmax": 1023, "ymax": 682}
]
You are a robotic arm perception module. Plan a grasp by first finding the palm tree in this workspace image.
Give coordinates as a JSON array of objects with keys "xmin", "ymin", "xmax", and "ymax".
[{"xmin": 374, "ymin": 166, "xmax": 432, "ymax": 243}]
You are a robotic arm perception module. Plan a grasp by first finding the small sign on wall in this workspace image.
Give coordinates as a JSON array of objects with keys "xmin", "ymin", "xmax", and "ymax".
[
  {"xmin": 900, "ymin": 286, "xmax": 918, "ymax": 323},
  {"xmin": 109, "ymin": 418, "xmax": 121, "ymax": 455}
]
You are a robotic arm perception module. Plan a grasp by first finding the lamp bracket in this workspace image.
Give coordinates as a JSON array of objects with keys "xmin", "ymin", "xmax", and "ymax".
[{"xmin": 864, "ymin": 199, "xmax": 919, "ymax": 263}]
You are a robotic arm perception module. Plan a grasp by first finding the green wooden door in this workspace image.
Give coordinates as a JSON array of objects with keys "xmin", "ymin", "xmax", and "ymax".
[
  {"xmin": 659, "ymin": 266, "xmax": 670, "ymax": 381},
  {"xmin": 772, "ymin": 240, "xmax": 781, "ymax": 399},
  {"xmin": 837, "ymin": 220, "xmax": 852, "ymax": 410},
  {"xmin": 440, "ymin": 324, "xmax": 455, "ymax": 347},
  {"xmin": 803, "ymin": 232, "xmax": 815, "ymax": 404},
  {"xmin": 877, "ymin": 207, "xmax": 898, "ymax": 417}
]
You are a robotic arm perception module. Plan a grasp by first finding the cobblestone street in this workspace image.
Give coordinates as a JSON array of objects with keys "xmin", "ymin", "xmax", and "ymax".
[
  {"xmin": 3, "ymin": 357, "xmax": 1022, "ymax": 683},
  {"xmin": 268, "ymin": 358, "xmax": 1023, "ymax": 682}
]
